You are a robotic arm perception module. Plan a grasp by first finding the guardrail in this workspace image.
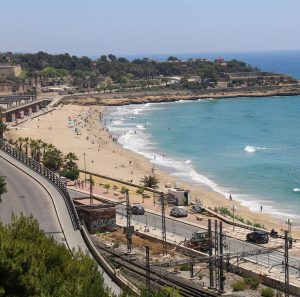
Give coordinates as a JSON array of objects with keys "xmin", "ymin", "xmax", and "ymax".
[
  {"xmin": 0, "ymin": 139, "xmax": 80, "ymax": 230},
  {"xmin": 202, "ymin": 207, "xmax": 297, "ymax": 242}
]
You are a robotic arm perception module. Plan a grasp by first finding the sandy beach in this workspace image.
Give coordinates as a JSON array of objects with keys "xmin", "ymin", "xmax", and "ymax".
[{"xmin": 8, "ymin": 103, "xmax": 300, "ymax": 238}]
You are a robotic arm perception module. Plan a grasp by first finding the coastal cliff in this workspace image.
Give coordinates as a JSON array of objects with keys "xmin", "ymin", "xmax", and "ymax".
[{"xmin": 61, "ymin": 83, "xmax": 300, "ymax": 106}]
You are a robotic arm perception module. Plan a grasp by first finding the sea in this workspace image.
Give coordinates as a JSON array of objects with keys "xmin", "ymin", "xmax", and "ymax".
[{"xmin": 103, "ymin": 50, "xmax": 300, "ymax": 226}]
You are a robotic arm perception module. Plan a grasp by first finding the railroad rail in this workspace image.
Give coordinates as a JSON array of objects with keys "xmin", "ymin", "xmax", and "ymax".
[{"xmin": 95, "ymin": 243, "xmax": 220, "ymax": 297}]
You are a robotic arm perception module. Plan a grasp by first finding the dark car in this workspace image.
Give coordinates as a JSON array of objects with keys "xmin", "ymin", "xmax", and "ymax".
[
  {"xmin": 131, "ymin": 205, "xmax": 145, "ymax": 215},
  {"xmin": 246, "ymin": 231, "xmax": 269, "ymax": 244}
]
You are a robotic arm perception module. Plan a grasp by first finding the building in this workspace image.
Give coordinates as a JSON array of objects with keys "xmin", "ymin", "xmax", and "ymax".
[
  {"xmin": 0, "ymin": 64, "xmax": 22, "ymax": 78},
  {"xmin": 167, "ymin": 187, "xmax": 191, "ymax": 206}
]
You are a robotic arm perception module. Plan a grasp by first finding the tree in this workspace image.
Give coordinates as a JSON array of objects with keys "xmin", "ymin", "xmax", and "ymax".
[
  {"xmin": 120, "ymin": 186, "xmax": 128, "ymax": 197},
  {"xmin": 0, "ymin": 176, "xmax": 7, "ymax": 202},
  {"xmin": 108, "ymin": 54, "xmax": 117, "ymax": 61},
  {"xmin": 16, "ymin": 137, "xmax": 24, "ymax": 152},
  {"xmin": 136, "ymin": 187, "xmax": 145, "ymax": 202},
  {"xmin": 167, "ymin": 56, "xmax": 179, "ymax": 62},
  {"xmin": 0, "ymin": 214, "xmax": 111, "ymax": 297},
  {"xmin": 43, "ymin": 148, "xmax": 63, "ymax": 171},
  {"xmin": 104, "ymin": 184, "xmax": 110, "ymax": 193},
  {"xmin": 23, "ymin": 137, "xmax": 30, "ymax": 155},
  {"xmin": 61, "ymin": 152, "xmax": 80, "ymax": 180},
  {"xmin": 140, "ymin": 175, "xmax": 159, "ymax": 189},
  {"xmin": 0, "ymin": 122, "xmax": 8, "ymax": 140}
]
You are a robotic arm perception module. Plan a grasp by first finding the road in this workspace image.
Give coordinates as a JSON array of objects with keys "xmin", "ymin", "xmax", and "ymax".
[
  {"xmin": 69, "ymin": 189, "xmax": 300, "ymax": 280},
  {"xmin": 0, "ymin": 153, "xmax": 121, "ymax": 295},
  {"xmin": 0, "ymin": 156, "xmax": 65, "ymax": 242},
  {"xmin": 126, "ymin": 208, "xmax": 300, "ymax": 276}
]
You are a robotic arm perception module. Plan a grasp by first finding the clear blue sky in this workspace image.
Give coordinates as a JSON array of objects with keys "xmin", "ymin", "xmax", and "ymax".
[{"xmin": 1, "ymin": 0, "xmax": 300, "ymax": 56}]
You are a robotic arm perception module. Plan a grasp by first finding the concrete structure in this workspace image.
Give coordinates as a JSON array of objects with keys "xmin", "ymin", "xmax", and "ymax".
[
  {"xmin": 167, "ymin": 187, "xmax": 191, "ymax": 206},
  {"xmin": 0, "ymin": 64, "xmax": 22, "ymax": 78},
  {"xmin": 227, "ymin": 71, "xmax": 293, "ymax": 81},
  {"xmin": 0, "ymin": 95, "xmax": 36, "ymax": 110},
  {"xmin": 74, "ymin": 197, "xmax": 116, "ymax": 233},
  {"xmin": 0, "ymin": 96, "xmax": 51, "ymax": 123}
]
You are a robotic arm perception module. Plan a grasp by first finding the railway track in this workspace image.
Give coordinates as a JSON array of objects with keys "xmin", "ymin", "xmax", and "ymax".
[{"xmin": 95, "ymin": 243, "xmax": 220, "ymax": 297}]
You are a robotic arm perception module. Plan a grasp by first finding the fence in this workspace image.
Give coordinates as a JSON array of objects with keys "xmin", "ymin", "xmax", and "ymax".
[{"xmin": 0, "ymin": 139, "xmax": 80, "ymax": 230}]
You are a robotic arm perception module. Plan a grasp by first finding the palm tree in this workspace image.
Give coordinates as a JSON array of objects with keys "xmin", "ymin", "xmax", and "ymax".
[
  {"xmin": 41, "ymin": 142, "xmax": 48, "ymax": 159},
  {"xmin": 43, "ymin": 148, "xmax": 63, "ymax": 171},
  {"xmin": 16, "ymin": 137, "xmax": 24, "ymax": 152},
  {"xmin": 29, "ymin": 139, "xmax": 38, "ymax": 159},
  {"xmin": 23, "ymin": 137, "xmax": 30, "ymax": 155},
  {"xmin": 35, "ymin": 139, "xmax": 43, "ymax": 162},
  {"xmin": 64, "ymin": 152, "xmax": 78, "ymax": 168},
  {"xmin": 140, "ymin": 175, "xmax": 159, "ymax": 189},
  {"xmin": 0, "ymin": 122, "xmax": 8, "ymax": 140},
  {"xmin": 136, "ymin": 187, "xmax": 145, "ymax": 202}
]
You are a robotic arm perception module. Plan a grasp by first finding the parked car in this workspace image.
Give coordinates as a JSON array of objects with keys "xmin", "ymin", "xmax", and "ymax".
[
  {"xmin": 246, "ymin": 231, "xmax": 269, "ymax": 244},
  {"xmin": 131, "ymin": 205, "xmax": 145, "ymax": 215},
  {"xmin": 170, "ymin": 206, "xmax": 188, "ymax": 218}
]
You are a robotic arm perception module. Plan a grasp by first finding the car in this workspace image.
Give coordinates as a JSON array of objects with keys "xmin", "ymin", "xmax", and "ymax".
[
  {"xmin": 170, "ymin": 206, "xmax": 188, "ymax": 218},
  {"xmin": 246, "ymin": 231, "xmax": 269, "ymax": 244},
  {"xmin": 131, "ymin": 205, "xmax": 145, "ymax": 215}
]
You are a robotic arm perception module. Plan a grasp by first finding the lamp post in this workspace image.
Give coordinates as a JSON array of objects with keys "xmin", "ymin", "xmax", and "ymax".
[
  {"xmin": 231, "ymin": 205, "xmax": 237, "ymax": 231},
  {"xmin": 286, "ymin": 219, "xmax": 293, "ymax": 237},
  {"xmin": 83, "ymin": 152, "xmax": 87, "ymax": 186}
]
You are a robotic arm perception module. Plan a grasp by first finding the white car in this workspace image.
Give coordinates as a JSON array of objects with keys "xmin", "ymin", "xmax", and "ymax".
[{"xmin": 170, "ymin": 206, "xmax": 188, "ymax": 218}]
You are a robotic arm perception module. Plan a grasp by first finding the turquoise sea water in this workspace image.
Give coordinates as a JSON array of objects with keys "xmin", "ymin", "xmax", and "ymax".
[{"xmin": 105, "ymin": 96, "xmax": 300, "ymax": 225}]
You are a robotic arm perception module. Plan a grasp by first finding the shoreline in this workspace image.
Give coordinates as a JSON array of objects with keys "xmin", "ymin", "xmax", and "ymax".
[
  {"xmin": 104, "ymin": 101, "xmax": 300, "ymax": 229},
  {"xmin": 9, "ymin": 101, "xmax": 300, "ymax": 239},
  {"xmin": 61, "ymin": 83, "xmax": 300, "ymax": 106}
]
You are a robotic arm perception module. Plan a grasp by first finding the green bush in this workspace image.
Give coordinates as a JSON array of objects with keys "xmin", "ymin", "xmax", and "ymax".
[
  {"xmin": 244, "ymin": 276, "xmax": 260, "ymax": 290},
  {"xmin": 231, "ymin": 280, "xmax": 246, "ymax": 291},
  {"xmin": 0, "ymin": 214, "xmax": 110, "ymax": 297},
  {"xmin": 261, "ymin": 287, "xmax": 275, "ymax": 297},
  {"xmin": 179, "ymin": 263, "xmax": 190, "ymax": 271}
]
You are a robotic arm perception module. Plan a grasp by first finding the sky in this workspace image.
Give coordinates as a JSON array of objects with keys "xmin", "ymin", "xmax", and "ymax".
[{"xmin": 1, "ymin": 0, "xmax": 300, "ymax": 56}]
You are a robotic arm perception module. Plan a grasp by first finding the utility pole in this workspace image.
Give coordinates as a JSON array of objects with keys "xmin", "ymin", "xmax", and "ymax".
[
  {"xmin": 126, "ymin": 190, "xmax": 132, "ymax": 253},
  {"xmin": 219, "ymin": 221, "xmax": 225, "ymax": 293},
  {"xmin": 214, "ymin": 220, "xmax": 219, "ymax": 289},
  {"xmin": 161, "ymin": 192, "xmax": 167, "ymax": 255},
  {"xmin": 89, "ymin": 174, "xmax": 93, "ymax": 206},
  {"xmin": 83, "ymin": 152, "xmax": 87, "ymax": 186},
  {"xmin": 284, "ymin": 230, "xmax": 289, "ymax": 297},
  {"xmin": 208, "ymin": 219, "xmax": 214, "ymax": 288},
  {"xmin": 190, "ymin": 258, "xmax": 194, "ymax": 278},
  {"xmin": 145, "ymin": 245, "xmax": 151, "ymax": 295}
]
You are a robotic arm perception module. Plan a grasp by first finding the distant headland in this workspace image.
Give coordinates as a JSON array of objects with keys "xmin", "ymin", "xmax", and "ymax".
[{"xmin": 0, "ymin": 51, "xmax": 299, "ymax": 103}]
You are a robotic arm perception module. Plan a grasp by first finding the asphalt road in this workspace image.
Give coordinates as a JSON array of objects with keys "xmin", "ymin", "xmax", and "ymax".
[
  {"xmin": 69, "ymin": 187, "xmax": 300, "ymax": 280},
  {"xmin": 0, "ymin": 156, "xmax": 64, "ymax": 243},
  {"xmin": 0, "ymin": 156, "xmax": 121, "ymax": 295},
  {"xmin": 125, "ymin": 207, "xmax": 300, "ymax": 277}
]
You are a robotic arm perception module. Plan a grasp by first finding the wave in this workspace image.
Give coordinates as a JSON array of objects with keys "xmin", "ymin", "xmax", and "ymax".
[
  {"xmin": 293, "ymin": 188, "xmax": 300, "ymax": 192},
  {"xmin": 136, "ymin": 124, "xmax": 146, "ymax": 130},
  {"xmin": 244, "ymin": 145, "xmax": 270, "ymax": 153},
  {"xmin": 111, "ymin": 120, "xmax": 124, "ymax": 125}
]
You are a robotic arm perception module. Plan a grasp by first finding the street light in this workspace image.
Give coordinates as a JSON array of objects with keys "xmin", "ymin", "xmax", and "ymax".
[
  {"xmin": 83, "ymin": 152, "xmax": 87, "ymax": 186},
  {"xmin": 286, "ymin": 219, "xmax": 293, "ymax": 237},
  {"xmin": 231, "ymin": 205, "xmax": 237, "ymax": 231}
]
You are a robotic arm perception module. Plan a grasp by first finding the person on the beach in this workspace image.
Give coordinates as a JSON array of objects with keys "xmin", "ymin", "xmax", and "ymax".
[
  {"xmin": 229, "ymin": 194, "xmax": 232, "ymax": 200},
  {"xmin": 260, "ymin": 205, "xmax": 263, "ymax": 212}
]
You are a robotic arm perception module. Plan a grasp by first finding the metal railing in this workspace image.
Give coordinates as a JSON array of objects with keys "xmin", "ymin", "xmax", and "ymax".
[{"xmin": 0, "ymin": 139, "xmax": 80, "ymax": 230}]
